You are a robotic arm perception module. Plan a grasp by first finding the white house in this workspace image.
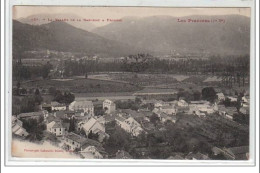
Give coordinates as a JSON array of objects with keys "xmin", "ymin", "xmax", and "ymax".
[
  {"xmin": 12, "ymin": 116, "xmax": 29, "ymax": 137},
  {"xmin": 153, "ymin": 105, "xmax": 177, "ymax": 116},
  {"xmin": 159, "ymin": 113, "xmax": 177, "ymax": 123},
  {"xmin": 160, "ymin": 105, "xmax": 177, "ymax": 115},
  {"xmin": 154, "ymin": 101, "xmax": 163, "ymax": 108},
  {"xmin": 64, "ymin": 132, "xmax": 88, "ymax": 151},
  {"xmin": 177, "ymin": 99, "xmax": 189, "ymax": 107},
  {"xmin": 103, "ymin": 99, "xmax": 116, "ymax": 114},
  {"xmin": 51, "ymin": 101, "xmax": 66, "ymax": 111},
  {"xmin": 82, "ymin": 117, "xmax": 108, "ymax": 142},
  {"xmin": 79, "ymin": 146, "xmax": 104, "ymax": 159},
  {"xmin": 115, "ymin": 115, "xmax": 144, "ymax": 136},
  {"xmin": 216, "ymin": 93, "xmax": 225, "ymax": 101},
  {"xmin": 189, "ymin": 101, "xmax": 216, "ymax": 115},
  {"xmin": 47, "ymin": 120, "xmax": 67, "ymax": 136},
  {"xmin": 227, "ymin": 96, "xmax": 237, "ymax": 102},
  {"xmin": 69, "ymin": 101, "xmax": 94, "ymax": 116}
]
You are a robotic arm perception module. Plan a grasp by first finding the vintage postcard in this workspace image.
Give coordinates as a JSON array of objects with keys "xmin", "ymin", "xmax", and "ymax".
[{"xmin": 10, "ymin": 6, "xmax": 252, "ymax": 162}]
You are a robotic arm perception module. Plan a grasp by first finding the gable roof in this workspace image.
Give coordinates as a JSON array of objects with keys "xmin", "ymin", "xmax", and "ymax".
[
  {"xmin": 82, "ymin": 117, "xmax": 105, "ymax": 133},
  {"xmin": 17, "ymin": 111, "xmax": 45, "ymax": 119},
  {"xmin": 51, "ymin": 101, "xmax": 66, "ymax": 107},
  {"xmin": 81, "ymin": 138, "xmax": 104, "ymax": 151},
  {"xmin": 70, "ymin": 101, "xmax": 93, "ymax": 108},
  {"xmin": 65, "ymin": 132, "xmax": 88, "ymax": 144}
]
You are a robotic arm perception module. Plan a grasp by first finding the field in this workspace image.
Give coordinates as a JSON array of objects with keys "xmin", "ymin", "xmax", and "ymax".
[
  {"xmin": 20, "ymin": 78, "xmax": 143, "ymax": 94},
  {"xmin": 17, "ymin": 73, "xmax": 249, "ymax": 99}
]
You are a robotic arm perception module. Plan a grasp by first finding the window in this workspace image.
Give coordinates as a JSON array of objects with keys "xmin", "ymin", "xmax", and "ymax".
[
  {"xmin": 60, "ymin": 128, "xmax": 61, "ymax": 131},
  {"xmin": 72, "ymin": 142, "xmax": 74, "ymax": 145},
  {"xmin": 54, "ymin": 129, "xmax": 56, "ymax": 132}
]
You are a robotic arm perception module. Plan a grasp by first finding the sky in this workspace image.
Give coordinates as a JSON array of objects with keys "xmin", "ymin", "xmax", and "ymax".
[{"xmin": 13, "ymin": 6, "xmax": 250, "ymax": 26}]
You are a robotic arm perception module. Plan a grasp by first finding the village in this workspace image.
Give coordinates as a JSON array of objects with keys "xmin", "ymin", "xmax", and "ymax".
[{"xmin": 12, "ymin": 87, "xmax": 250, "ymax": 160}]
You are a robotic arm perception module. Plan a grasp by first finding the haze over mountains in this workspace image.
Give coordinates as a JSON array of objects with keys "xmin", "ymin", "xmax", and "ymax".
[
  {"xmin": 93, "ymin": 15, "xmax": 250, "ymax": 55},
  {"xmin": 14, "ymin": 14, "xmax": 250, "ymax": 57},
  {"xmin": 17, "ymin": 13, "xmax": 96, "ymax": 31}
]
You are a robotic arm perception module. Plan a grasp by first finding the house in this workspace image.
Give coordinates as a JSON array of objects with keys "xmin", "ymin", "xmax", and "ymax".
[
  {"xmin": 97, "ymin": 116, "xmax": 105, "ymax": 125},
  {"xmin": 69, "ymin": 101, "xmax": 94, "ymax": 116},
  {"xmin": 114, "ymin": 150, "xmax": 133, "ymax": 159},
  {"xmin": 153, "ymin": 105, "xmax": 177, "ymax": 116},
  {"xmin": 79, "ymin": 146, "xmax": 104, "ymax": 159},
  {"xmin": 17, "ymin": 110, "xmax": 48, "ymax": 121},
  {"xmin": 240, "ymin": 107, "xmax": 249, "ymax": 115},
  {"xmin": 12, "ymin": 115, "xmax": 23, "ymax": 126},
  {"xmin": 160, "ymin": 105, "xmax": 177, "ymax": 115},
  {"xmin": 82, "ymin": 117, "xmax": 105, "ymax": 134},
  {"xmin": 51, "ymin": 101, "xmax": 66, "ymax": 111},
  {"xmin": 227, "ymin": 96, "xmax": 237, "ymax": 102},
  {"xmin": 103, "ymin": 99, "xmax": 116, "ymax": 114},
  {"xmin": 190, "ymin": 100, "xmax": 211, "ymax": 105},
  {"xmin": 63, "ymin": 132, "xmax": 88, "ymax": 151},
  {"xmin": 222, "ymin": 146, "xmax": 249, "ymax": 160},
  {"xmin": 75, "ymin": 116, "xmax": 90, "ymax": 131},
  {"xmin": 12, "ymin": 116, "xmax": 29, "ymax": 137},
  {"xmin": 153, "ymin": 109, "xmax": 177, "ymax": 123},
  {"xmin": 188, "ymin": 101, "xmax": 216, "ymax": 115},
  {"xmin": 193, "ymin": 110, "xmax": 206, "ymax": 118},
  {"xmin": 154, "ymin": 101, "xmax": 163, "ymax": 108},
  {"xmin": 47, "ymin": 120, "xmax": 68, "ymax": 136},
  {"xmin": 78, "ymin": 137, "xmax": 106, "ymax": 159},
  {"xmin": 242, "ymin": 96, "xmax": 249, "ymax": 103},
  {"xmin": 103, "ymin": 114, "xmax": 116, "ymax": 124},
  {"xmin": 216, "ymin": 93, "xmax": 225, "ymax": 101},
  {"xmin": 115, "ymin": 115, "xmax": 144, "ymax": 136},
  {"xmin": 41, "ymin": 103, "xmax": 52, "ymax": 112},
  {"xmin": 159, "ymin": 113, "xmax": 177, "ymax": 123},
  {"xmin": 177, "ymin": 99, "xmax": 189, "ymax": 107},
  {"xmin": 82, "ymin": 117, "xmax": 108, "ymax": 142},
  {"xmin": 54, "ymin": 110, "xmax": 75, "ymax": 119}
]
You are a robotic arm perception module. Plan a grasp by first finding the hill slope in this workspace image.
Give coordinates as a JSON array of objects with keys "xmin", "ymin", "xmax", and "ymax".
[
  {"xmin": 93, "ymin": 15, "xmax": 250, "ymax": 55},
  {"xmin": 13, "ymin": 20, "xmax": 140, "ymax": 57}
]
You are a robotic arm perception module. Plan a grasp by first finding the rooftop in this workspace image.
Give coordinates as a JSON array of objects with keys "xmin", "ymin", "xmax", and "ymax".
[
  {"xmin": 65, "ymin": 132, "xmax": 88, "ymax": 144},
  {"xmin": 17, "ymin": 111, "xmax": 45, "ymax": 119}
]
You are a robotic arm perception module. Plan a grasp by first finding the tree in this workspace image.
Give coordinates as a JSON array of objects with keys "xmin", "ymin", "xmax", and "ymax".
[
  {"xmin": 63, "ymin": 92, "xmax": 75, "ymax": 104},
  {"xmin": 150, "ymin": 113, "xmax": 160, "ymax": 125},
  {"xmin": 201, "ymin": 87, "xmax": 217, "ymax": 103},
  {"xmin": 68, "ymin": 117, "xmax": 76, "ymax": 132},
  {"xmin": 223, "ymin": 97, "xmax": 231, "ymax": 107},
  {"xmin": 103, "ymin": 126, "xmax": 132, "ymax": 154},
  {"xmin": 35, "ymin": 88, "xmax": 40, "ymax": 95},
  {"xmin": 34, "ymin": 89, "xmax": 43, "ymax": 105},
  {"xmin": 41, "ymin": 62, "xmax": 52, "ymax": 79},
  {"xmin": 88, "ymin": 130, "xmax": 99, "ymax": 140},
  {"xmin": 22, "ymin": 115, "xmax": 46, "ymax": 141},
  {"xmin": 235, "ymin": 93, "xmax": 244, "ymax": 113},
  {"xmin": 193, "ymin": 90, "xmax": 201, "ymax": 101}
]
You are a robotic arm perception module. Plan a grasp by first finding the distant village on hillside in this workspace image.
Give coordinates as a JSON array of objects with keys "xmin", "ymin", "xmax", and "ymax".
[{"xmin": 12, "ymin": 86, "xmax": 250, "ymax": 159}]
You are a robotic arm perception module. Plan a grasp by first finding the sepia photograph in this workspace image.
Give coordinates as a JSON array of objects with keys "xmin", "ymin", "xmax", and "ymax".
[{"xmin": 11, "ymin": 6, "xmax": 251, "ymax": 161}]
